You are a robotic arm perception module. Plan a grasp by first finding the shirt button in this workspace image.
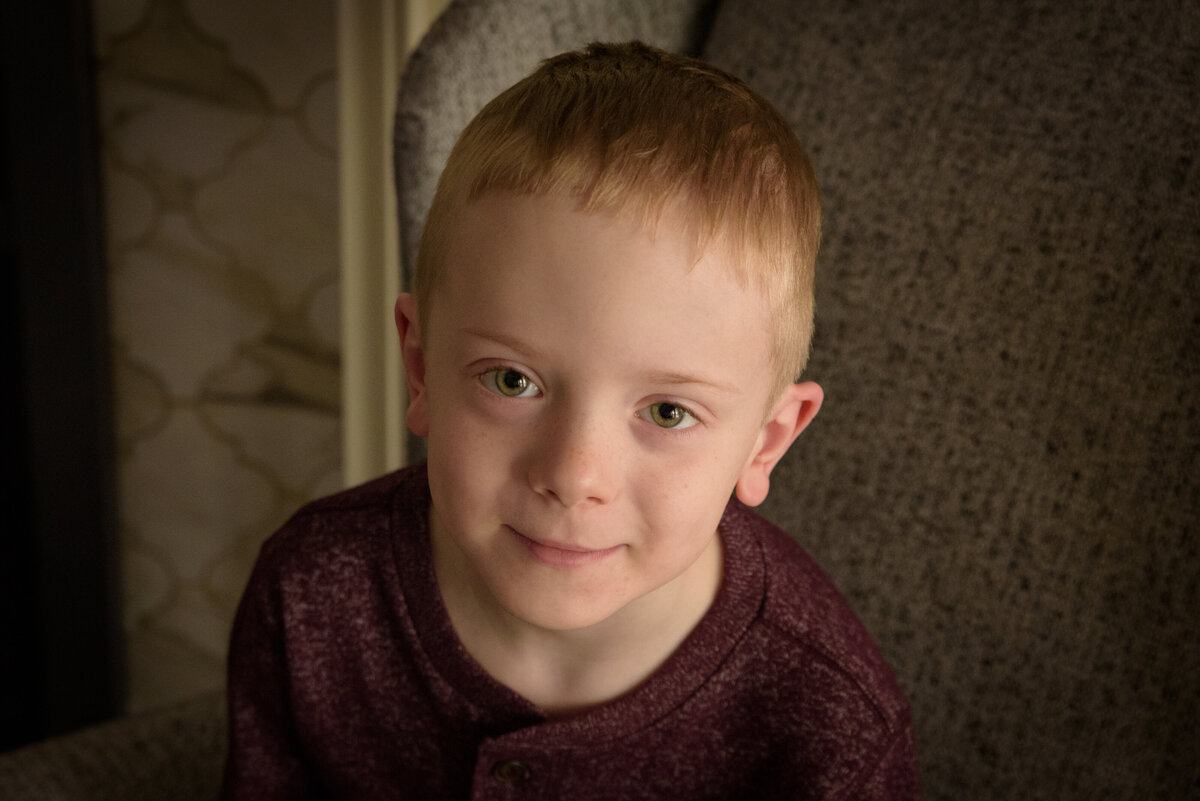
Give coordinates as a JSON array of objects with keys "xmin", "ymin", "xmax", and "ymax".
[{"xmin": 491, "ymin": 759, "xmax": 530, "ymax": 784}]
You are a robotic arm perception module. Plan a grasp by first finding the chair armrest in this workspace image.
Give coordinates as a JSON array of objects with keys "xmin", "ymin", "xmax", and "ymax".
[{"xmin": 0, "ymin": 691, "xmax": 226, "ymax": 801}]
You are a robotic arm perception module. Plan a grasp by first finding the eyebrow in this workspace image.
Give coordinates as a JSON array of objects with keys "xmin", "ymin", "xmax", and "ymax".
[
  {"xmin": 463, "ymin": 326, "xmax": 740, "ymax": 396},
  {"xmin": 642, "ymin": 370, "xmax": 741, "ymax": 396},
  {"xmin": 461, "ymin": 327, "xmax": 547, "ymax": 360}
]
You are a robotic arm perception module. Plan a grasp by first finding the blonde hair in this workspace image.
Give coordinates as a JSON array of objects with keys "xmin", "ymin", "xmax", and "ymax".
[{"xmin": 416, "ymin": 41, "xmax": 820, "ymax": 393}]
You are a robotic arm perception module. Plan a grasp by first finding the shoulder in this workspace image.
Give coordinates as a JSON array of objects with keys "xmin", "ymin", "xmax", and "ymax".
[
  {"xmin": 722, "ymin": 500, "xmax": 912, "ymax": 731},
  {"xmin": 714, "ymin": 502, "xmax": 918, "ymax": 796},
  {"xmin": 255, "ymin": 463, "xmax": 429, "ymax": 582}
]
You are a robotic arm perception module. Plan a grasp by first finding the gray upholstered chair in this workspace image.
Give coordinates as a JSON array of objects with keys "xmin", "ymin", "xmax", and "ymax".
[
  {"xmin": 2, "ymin": 1, "xmax": 1194, "ymax": 799},
  {"xmin": 397, "ymin": 2, "xmax": 1197, "ymax": 799},
  {"xmin": 0, "ymin": 692, "xmax": 225, "ymax": 801}
]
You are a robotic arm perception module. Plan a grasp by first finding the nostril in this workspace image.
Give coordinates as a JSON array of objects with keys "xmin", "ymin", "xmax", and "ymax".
[{"xmin": 528, "ymin": 451, "xmax": 613, "ymax": 507}]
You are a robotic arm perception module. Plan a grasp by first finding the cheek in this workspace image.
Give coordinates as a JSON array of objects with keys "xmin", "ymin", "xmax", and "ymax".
[
  {"xmin": 631, "ymin": 439, "xmax": 752, "ymax": 542},
  {"xmin": 632, "ymin": 470, "xmax": 727, "ymax": 542},
  {"xmin": 647, "ymin": 437, "xmax": 748, "ymax": 498},
  {"xmin": 426, "ymin": 401, "xmax": 522, "ymax": 512},
  {"xmin": 425, "ymin": 379, "xmax": 494, "ymax": 455}
]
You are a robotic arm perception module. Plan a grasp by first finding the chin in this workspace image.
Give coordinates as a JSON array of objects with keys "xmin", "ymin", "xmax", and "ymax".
[{"xmin": 499, "ymin": 591, "xmax": 631, "ymax": 634}]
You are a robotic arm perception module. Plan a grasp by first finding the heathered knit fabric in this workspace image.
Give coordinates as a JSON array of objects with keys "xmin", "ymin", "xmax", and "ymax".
[{"xmin": 221, "ymin": 463, "xmax": 917, "ymax": 800}]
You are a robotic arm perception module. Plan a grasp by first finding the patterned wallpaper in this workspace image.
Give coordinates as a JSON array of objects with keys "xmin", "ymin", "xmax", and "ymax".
[{"xmin": 93, "ymin": 0, "xmax": 342, "ymax": 712}]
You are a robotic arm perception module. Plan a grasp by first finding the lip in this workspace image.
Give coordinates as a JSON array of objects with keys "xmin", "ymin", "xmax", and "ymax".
[{"xmin": 507, "ymin": 526, "xmax": 623, "ymax": 568}]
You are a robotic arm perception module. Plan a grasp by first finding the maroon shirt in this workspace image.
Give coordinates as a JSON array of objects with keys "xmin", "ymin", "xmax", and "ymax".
[{"xmin": 222, "ymin": 464, "xmax": 918, "ymax": 799}]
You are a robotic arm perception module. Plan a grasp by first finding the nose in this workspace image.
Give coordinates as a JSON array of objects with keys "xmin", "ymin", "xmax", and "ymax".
[{"xmin": 527, "ymin": 408, "xmax": 619, "ymax": 508}]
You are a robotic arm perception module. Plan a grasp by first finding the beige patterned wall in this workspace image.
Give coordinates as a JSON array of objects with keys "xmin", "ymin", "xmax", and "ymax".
[{"xmin": 93, "ymin": 0, "xmax": 341, "ymax": 712}]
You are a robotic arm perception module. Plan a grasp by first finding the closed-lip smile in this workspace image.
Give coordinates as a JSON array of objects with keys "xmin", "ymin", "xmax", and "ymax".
[{"xmin": 506, "ymin": 525, "xmax": 623, "ymax": 568}]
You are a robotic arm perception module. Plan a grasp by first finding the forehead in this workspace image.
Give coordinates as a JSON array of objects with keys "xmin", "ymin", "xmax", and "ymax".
[
  {"xmin": 435, "ymin": 190, "xmax": 763, "ymax": 298},
  {"xmin": 437, "ymin": 192, "xmax": 741, "ymax": 303},
  {"xmin": 429, "ymin": 192, "xmax": 774, "ymax": 385}
]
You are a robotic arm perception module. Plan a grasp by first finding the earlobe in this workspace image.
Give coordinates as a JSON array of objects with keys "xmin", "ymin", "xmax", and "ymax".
[
  {"xmin": 735, "ymin": 382, "xmax": 823, "ymax": 507},
  {"xmin": 395, "ymin": 293, "xmax": 430, "ymax": 437}
]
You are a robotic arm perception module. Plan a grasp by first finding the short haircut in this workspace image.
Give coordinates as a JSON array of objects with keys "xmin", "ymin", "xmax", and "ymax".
[{"xmin": 415, "ymin": 41, "xmax": 820, "ymax": 394}]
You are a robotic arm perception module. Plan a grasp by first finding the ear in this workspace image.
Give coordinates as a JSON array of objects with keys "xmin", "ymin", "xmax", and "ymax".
[
  {"xmin": 395, "ymin": 293, "xmax": 430, "ymax": 437},
  {"xmin": 735, "ymin": 382, "xmax": 823, "ymax": 507}
]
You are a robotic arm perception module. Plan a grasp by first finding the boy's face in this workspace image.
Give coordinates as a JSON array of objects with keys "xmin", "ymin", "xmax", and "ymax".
[{"xmin": 398, "ymin": 192, "xmax": 818, "ymax": 634}]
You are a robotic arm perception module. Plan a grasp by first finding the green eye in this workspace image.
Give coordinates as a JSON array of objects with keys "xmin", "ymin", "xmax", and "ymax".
[
  {"xmin": 482, "ymin": 367, "xmax": 540, "ymax": 398},
  {"xmin": 497, "ymin": 369, "xmax": 529, "ymax": 396},
  {"xmin": 645, "ymin": 402, "xmax": 697, "ymax": 429}
]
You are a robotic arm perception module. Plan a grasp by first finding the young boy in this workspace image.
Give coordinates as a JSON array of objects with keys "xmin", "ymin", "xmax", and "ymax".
[{"xmin": 222, "ymin": 42, "xmax": 918, "ymax": 799}]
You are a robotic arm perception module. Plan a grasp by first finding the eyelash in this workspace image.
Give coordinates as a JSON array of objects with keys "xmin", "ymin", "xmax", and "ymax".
[
  {"xmin": 476, "ymin": 366, "xmax": 702, "ymax": 431},
  {"xmin": 478, "ymin": 366, "xmax": 542, "ymax": 398},
  {"xmin": 638, "ymin": 401, "xmax": 700, "ymax": 430}
]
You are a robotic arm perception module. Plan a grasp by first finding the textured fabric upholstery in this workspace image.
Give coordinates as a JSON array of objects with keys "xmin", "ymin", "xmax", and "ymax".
[
  {"xmin": 701, "ymin": 2, "xmax": 1198, "ymax": 799},
  {"xmin": 0, "ymin": 691, "xmax": 225, "ymax": 801},
  {"xmin": 394, "ymin": 1, "xmax": 1199, "ymax": 800},
  {"xmin": 393, "ymin": 0, "xmax": 719, "ymax": 287}
]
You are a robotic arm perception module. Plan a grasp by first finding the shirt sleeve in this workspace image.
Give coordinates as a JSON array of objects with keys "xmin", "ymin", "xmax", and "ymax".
[{"xmin": 220, "ymin": 553, "xmax": 325, "ymax": 801}]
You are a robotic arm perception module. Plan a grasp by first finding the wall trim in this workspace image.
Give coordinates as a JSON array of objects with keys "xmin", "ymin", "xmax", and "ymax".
[{"xmin": 337, "ymin": 1, "xmax": 407, "ymax": 484}]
